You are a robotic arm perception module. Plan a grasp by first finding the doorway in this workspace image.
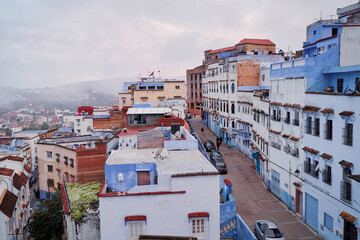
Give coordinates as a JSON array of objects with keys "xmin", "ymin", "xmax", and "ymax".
[
  {"xmin": 344, "ymin": 220, "xmax": 357, "ymax": 240},
  {"xmin": 295, "ymin": 189, "xmax": 303, "ymax": 216}
]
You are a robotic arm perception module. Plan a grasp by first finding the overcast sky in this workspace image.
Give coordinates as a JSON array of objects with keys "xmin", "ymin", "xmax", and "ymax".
[{"xmin": 0, "ymin": 0, "xmax": 356, "ymax": 88}]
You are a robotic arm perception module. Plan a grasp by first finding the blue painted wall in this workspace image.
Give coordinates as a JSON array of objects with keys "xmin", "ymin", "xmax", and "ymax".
[
  {"xmin": 236, "ymin": 214, "xmax": 257, "ymax": 240},
  {"xmin": 105, "ymin": 162, "xmax": 157, "ymax": 192}
]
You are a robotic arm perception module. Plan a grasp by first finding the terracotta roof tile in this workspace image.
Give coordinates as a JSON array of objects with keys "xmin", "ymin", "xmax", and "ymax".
[
  {"xmin": 24, "ymin": 164, "xmax": 31, "ymax": 174},
  {"xmin": 320, "ymin": 108, "xmax": 334, "ymax": 114},
  {"xmin": 188, "ymin": 212, "xmax": 210, "ymax": 218},
  {"xmin": 270, "ymin": 102, "xmax": 282, "ymax": 106},
  {"xmin": 340, "ymin": 211, "xmax": 357, "ymax": 224},
  {"xmin": 293, "ymin": 182, "xmax": 302, "ymax": 188},
  {"xmin": 291, "ymin": 104, "xmax": 301, "ymax": 109},
  {"xmin": 13, "ymin": 173, "xmax": 23, "ymax": 191},
  {"xmin": 338, "ymin": 160, "xmax": 353, "ymax": 168},
  {"xmin": 320, "ymin": 153, "xmax": 332, "ymax": 160},
  {"xmin": 269, "ymin": 129, "xmax": 281, "ymax": 135},
  {"xmin": 302, "ymin": 146, "xmax": 319, "ymax": 155},
  {"xmin": 19, "ymin": 172, "xmax": 28, "ymax": 187},
  {"xmin": 0, "ymin": 190, "xmax": 18, "ymax": 218},
  {"xmin": 0, "ymin": 156, "xmax": 24, "ymax": 163},
  {"xmin": 339, "ymin": 111, "xmax": 354, "ymax": 117},
  {"xmin": 209, "ymin": 46, "xmax": 236, "ymax": 54},
  {"xmin": 0, "ymin": 168, "xmax": 14, "ymax": 177},
  {"xmin": 303, "ymin": 106, "xmax": 320, "ymax": 112},
  {"xmin": 282, "ymin": 134, "xmax": 290, "ymax": 138},
  {"xmin": 125, "ymin": 215, "xmax": 147, "ymax": 221},
  {"xmin": 236, "ymin": 38, "xmax": 275, "ymax": 46},
  {"xmin": 283, "ymin": 103, "xmax": 292, "ymax": 108},
  {"xmin": 290, "ymin": 136, "xmax": 299, "ymax": 141}
]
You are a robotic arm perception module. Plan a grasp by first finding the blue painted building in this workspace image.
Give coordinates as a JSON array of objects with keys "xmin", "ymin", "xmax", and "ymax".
[{"xmin": 269, "ymin": 8, "xmax": 360, "ymax": 239}]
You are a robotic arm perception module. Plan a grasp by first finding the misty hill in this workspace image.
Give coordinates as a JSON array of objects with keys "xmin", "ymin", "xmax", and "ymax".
[{"xmin": 0, "ymin": 76, "xmax": 185, "ymax": 111}]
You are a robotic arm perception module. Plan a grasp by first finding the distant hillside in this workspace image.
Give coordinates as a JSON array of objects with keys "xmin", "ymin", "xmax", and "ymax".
[{"xmin": 0, "ymin": 75, "xmax": 185, "ymax": 111}]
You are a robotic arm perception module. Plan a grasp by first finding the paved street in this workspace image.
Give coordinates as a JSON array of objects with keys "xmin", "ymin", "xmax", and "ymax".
[{"xmin": 189, "ymin": 118, "xmax": 323, "ymax": 240}]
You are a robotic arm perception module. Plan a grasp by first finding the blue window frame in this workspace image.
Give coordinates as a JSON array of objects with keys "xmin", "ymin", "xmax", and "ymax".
[{"xmin": 324, "ymin": 213, "xmax": 333, "ymax": 231}]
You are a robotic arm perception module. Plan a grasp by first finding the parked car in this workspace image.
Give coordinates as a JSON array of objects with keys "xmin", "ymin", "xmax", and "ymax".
[
  {"xmin": 203, "ymin": 140, "xmax": 216, "ymax": 152},
  {"xmin": 210, "ymin": 150, "xmax": 227, "ymax": 174},
  {"xmin": 254, "ymin": 220, "xmax": 284, "ymax": 240}
]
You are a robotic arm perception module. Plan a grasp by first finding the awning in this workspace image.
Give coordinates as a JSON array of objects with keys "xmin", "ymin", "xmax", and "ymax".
[
  {"xmin": 188, "ymin": 212, "xmax": 209, "ymax": 218},
  {"xmin": 302, "ymin": 146, "xmax": 319, "ymax": 155},
  {"xmin": 340, "ymin": 211, "xmax": 357, "ymax": 224},
  {"xmin": 125, "ymin": 215, "xmax": 147, "ymax": 221},
  {"xmin": 339, "ymin": 111, "xmax": 354, "ymax": 117},
  {"xmin": 303, "ymin": 105, "xmax": 320, "ymax": 112},
  {"xmin": 320, "ymin": 153, "xmax": 332, "ymax": 160},
  {"xmin": 339, "ymin": 160, "xmax": 353, "ymax": 168},
  {"xmin": 127, "ymin": 107, "xmax": 171, "ymax": 115}
]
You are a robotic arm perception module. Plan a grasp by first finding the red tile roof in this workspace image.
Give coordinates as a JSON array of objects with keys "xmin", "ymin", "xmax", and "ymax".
[
  {"xmin": 19, "ymin": 172, "xmax": 28, "ymax": 187},
  {"xmin": 125, "ymin": 215, "xmax": 146, "ymax": 221},
  {"xmin": 209, "ymin": 46, "xmax": 236, "ymax": 54},
  {"xmin": 0, "ymin": 156, "xmax": 24, "ymax": 163},
  {"xmin": 188, "ymin": 212, "xmax": 209, "ymax": 218},
  {"xmin": 320, "ymin": 153, "xmax": 332, "ymax": 160},
  {"xmin": 290, "ymin": 136, "xmax": 299, "ymax": 141},
  {"xmin": 13, "ymin": 173, "xmax": 23, "ymax": 191},
  {"xmin": 236, "ymin": 38, "xmax": 275, "ymax": 46},
  {"xmin": 270, "ymin": 102, "xmax": 282, "ymax": 106},
  {"xmin": 339, "ymin": 160, "xmax": 353, "ymax": 168},
  {"xmin": 60, "ymin": 184, "xmax": 70, "ymax": 215},
  {"xmin": 302, "ymin": 146, "xmax": 319, "ymax": 155},
  {"xmin": 269, "ymin": 129, "xmax": 281, "ymax": 135},
  {"xmin": 303, "ymin": 106, "xmax": 320, "ymax": 112},
  {"xmin": 340, "ymin": 211, "xmax": 357, "ymax": 224},
  {"xmin": 339, "ymin": 111, "xmax": 354, "ymax": 117},
  {"xmin": 0, "ymin": 167, "xmax": 13, "ymax": 177},
  {"xmin": 24, "ymin": 164, "xmax": 31, "ymax": 174},
  {"xmin": 0, "ymin": 190, "xmax": 18, "ymax": 218},
  {"xmin": 282, "ymin": 134, "xmax": 290, "ymax": 138},
  {"xmin": 320, "ymin": 108, "xmax": 334, "ymax": 114}
]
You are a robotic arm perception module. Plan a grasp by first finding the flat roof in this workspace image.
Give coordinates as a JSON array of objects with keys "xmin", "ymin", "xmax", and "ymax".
[
  {"xmin": 107, "ymin": 149, "xmax": 216, "ymax": 174},
  {"xmin": 38, "ymin": 135, "xmax": 101, "ymax": 144},
  {"xmin": 127, "ymin": 107, "xmax": 171, "ymax": 115}
]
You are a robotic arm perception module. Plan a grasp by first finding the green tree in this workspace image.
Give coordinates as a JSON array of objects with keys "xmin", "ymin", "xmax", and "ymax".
[
  {"xmin": 41, "ymin": 122, "xmax": 49, "ymax": 130},
  {"xmin": 25, "ymin": 191, "xmax": 64, "ymax": 240}
]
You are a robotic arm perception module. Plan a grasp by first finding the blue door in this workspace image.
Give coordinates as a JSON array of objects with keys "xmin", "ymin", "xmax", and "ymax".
[
  {"xmin": 305, "ymin": 193, "xmax": 318, "ymax": 231},
  {"xmin": 270, "ymin": 169, "xmax": 280, "ymax": 198},
  {"xmin": 256, "ymin": 159, "xmax": 260, "ymax": 175}
]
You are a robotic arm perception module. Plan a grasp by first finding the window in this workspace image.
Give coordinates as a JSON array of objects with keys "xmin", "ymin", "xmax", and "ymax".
[
  {"xmin": 175, "ymin": 85, "xmax": 180, "ymax": 89},
  {"xmin": 47, "ymin": 179, "xmax": 54, "ymax": 188},
  {"xmin": 324, "ymin": 119, "xmax": 332, "ymax": 140},
  {"xmin": 122, "ymin": 99, "xmax": 126, "ymax": 105},
  {"xmin": 324, "ymin": 213, "xmax": 333, "ymax": 231},
  {"xmin": 343, "ymin": 123, "xmax": 353, "ymax": 146},
  {"xmin": 64, "ymin": 172, "xmax": 69, "ymax": 182},
  {"xmin": 306, "ymin": 117, "xmax": 312, "ymax": 134},
  {"xmin": 337, "ymin": 78, "xmax": 344, "ymax": 92},
  {"xmin": 314, "ymin": 118, "xmax": 320, "ymax": 136},
  {"xmin": 55, "ymin": 154, "xmax": 60, "ymax": 162},
  {"xmin": 141, "ymin": 98, "xmax": 147, "ymax": 102},
  {"xmin": 332, "ymin": 28, "xmax": 338, "ymax": 36},
  {"xmin": 231, "ymin": 104, "xmax": 235, "ymax": 114},
  {"xmin": 313, "ymin": 160, "xmax": 319, "ymax": 178},
  {"xmin": 293, "ymin": 111, "xmax": 299, "ymax": 126},
  {"xmin": 64, "ymin": 157, "xmax": 68, "ymax": 166},
  {"xmin": 191, "ymin": 218, "xmax": 207, "ymax": 239},
  {"xmin": 262, "ymin": 74, "xmax": 265, "ymax": 81},
  {"xmin": 47, "ymin": 165, "xmax": 53, "ymax": 172},
  {"xmin": 46, "ymin": 151, "xmax": 52, "ymax": 159},
  {"xmin": 322, "ymin": 165, "xmax": 332, "ymax": 185},
  {"xmin": 355, "ymin": 77, "xmax": 360, "ymax": 93},
  {"xmin": 70, "ymin": 159, "xmax": 74, "ymax": 168},
  {"xmin": 127, "ymin": 221, "xmax": 145, "ymax": 240},
  {"xmin": 318, "ymin": 46, "xmax": 325, "ymax": 55},
  {"xmin": 137, "ymin": 171, "xmax": 150, "ymax": 185},
  {"xmin": 285, "ymin": 111, "xmax": 290, "ymax": 124},
  {"xmin": 157, "ymin": 86, "xmax": 164, "ymax": 90},
  {"xmin": 304, "ymin": 157, "xmax": 311, "ymax": 174},
  {"xmin": 231, "ymin": 83, "xmax": 235, "ymax": 93}
]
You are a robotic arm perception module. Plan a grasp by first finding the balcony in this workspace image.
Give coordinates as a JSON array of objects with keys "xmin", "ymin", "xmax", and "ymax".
[
  {"xmin": 290, "ymin": 148, "xmax": 299, "ymax": 158},
  {"xmin": 271, "ymin": 142, "xmax": 281, "ymax": 150},
  {"xmin": 340, "ymin": 180, "xmax": 351, "ymax": 203}
]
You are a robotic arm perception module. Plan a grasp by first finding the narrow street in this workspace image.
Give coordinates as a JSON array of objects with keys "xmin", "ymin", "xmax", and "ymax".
[{"xmin": 189, "ymin": 118, "xmax": 323, "ymax": 240}]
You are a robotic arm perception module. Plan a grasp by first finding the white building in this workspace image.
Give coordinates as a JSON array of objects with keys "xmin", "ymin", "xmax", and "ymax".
[
  {"xmin": 0, "ymin": 156, "xmax": 31, "ymax": 240},
  {"xmin": 99, "ymin": 148, "xmax": 220, "ymax": 240},
  {"xmin": 62, "ymin": 115, "xmax": 93, "ymax": 136}
]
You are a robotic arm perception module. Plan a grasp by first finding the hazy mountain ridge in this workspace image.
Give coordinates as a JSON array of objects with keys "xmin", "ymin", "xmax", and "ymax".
[{"xmin": 0, "ymin": 75, "xmax": 185, "ymax": 111}]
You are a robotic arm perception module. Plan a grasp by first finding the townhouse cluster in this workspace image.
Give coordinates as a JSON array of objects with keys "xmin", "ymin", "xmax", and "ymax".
[{"xmin": 187, "ymin": 2, "xmax": 360, "ymax": 240}]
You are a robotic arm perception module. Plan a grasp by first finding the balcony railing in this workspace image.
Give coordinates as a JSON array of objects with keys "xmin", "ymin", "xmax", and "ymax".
[
  {"xmin": 271, "ymin": 142, "xmax": 281, "ymax": 150},
  {"xmin": 291, "ymin": 148, "xmax": 299, "ymax": 158},
  {"xmin": 340, "ymin": 180, "xmax": 351, "ymax": 203},
  {"xmin": 322, "ymin": 169, "xmax": 332, "ymax": 185}
]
